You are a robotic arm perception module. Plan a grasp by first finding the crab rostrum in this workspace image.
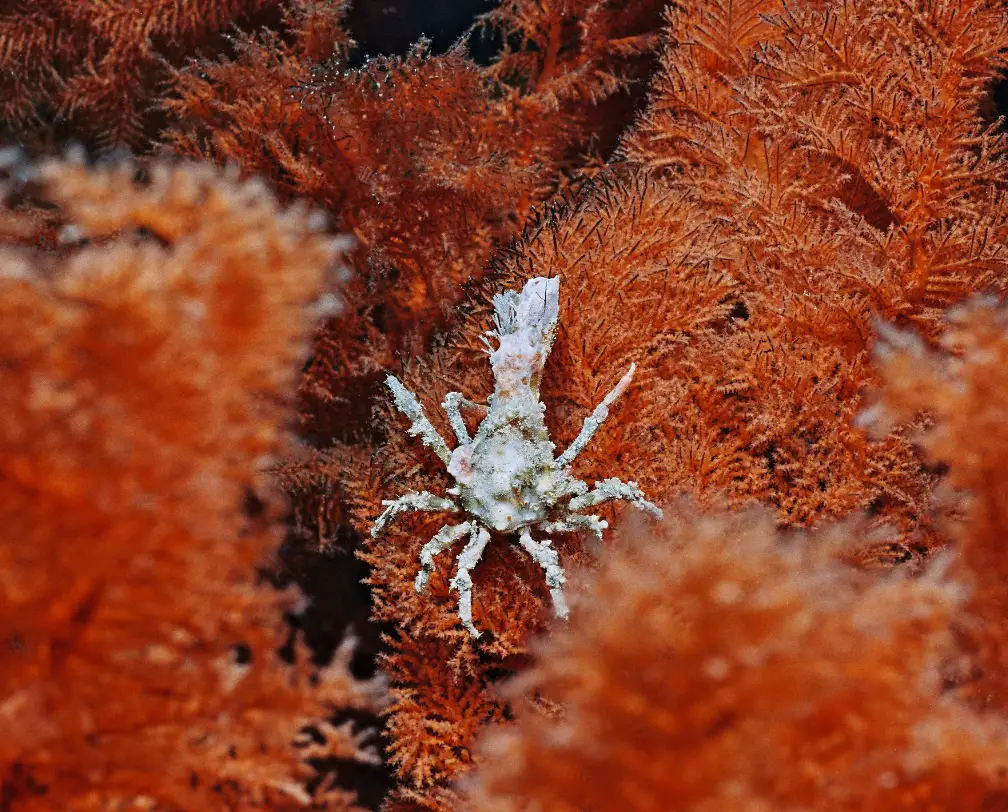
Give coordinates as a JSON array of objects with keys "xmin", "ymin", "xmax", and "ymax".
[{"xmin": 371, "ymin": 276, "xmax": 663, "ymax": 637}]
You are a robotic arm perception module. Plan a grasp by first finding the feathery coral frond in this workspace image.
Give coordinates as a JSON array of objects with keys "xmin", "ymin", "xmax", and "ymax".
[
  {"xmin": 0, "ymin": 0, "xmax": 284, "ymax": 150},
  {"xmin": 0, "ymin": 157, "xmax": 383, "ymax": 809},
  {"xmin": 163, "ymin": 0, "xmax": 666, "ymax": 443},
  {"xmin": 336, "ymin": 0, "xmax": 1008, "ymax": 801}
]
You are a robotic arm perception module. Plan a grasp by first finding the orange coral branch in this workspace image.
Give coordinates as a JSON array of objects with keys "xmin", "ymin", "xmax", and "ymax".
[{"xmin": 0, "ymin": 157, "xmax": 383, "ymax": 809}]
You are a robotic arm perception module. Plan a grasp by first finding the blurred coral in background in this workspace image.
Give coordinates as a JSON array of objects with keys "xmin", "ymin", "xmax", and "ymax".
[
  {"xmin": 0, "ymin": 0, "xmax": 287, "ymax": 150},
  {"xmin": 4, "ymin": 0, "xmax": 1008, "ymax": 809}
]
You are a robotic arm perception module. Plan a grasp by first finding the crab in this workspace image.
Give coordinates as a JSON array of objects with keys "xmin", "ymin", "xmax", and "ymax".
[{"xmin": 371, "ymin": 276, "xmax": 663, "ymax": 637}]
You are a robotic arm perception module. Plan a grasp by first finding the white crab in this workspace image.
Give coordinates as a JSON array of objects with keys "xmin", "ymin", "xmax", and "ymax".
[{"xmin": 371, "ymin": 276, "xmax": 662, "ymax": 637}]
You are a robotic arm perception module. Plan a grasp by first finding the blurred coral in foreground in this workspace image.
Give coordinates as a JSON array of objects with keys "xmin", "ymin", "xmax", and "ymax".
[
  {"xmin": 460, "ymin": 503, "xmax": 1008, "ymax": 811},
  {"xmin": 866, "ymin": 298, "xmax": 1008, "ymax": 712},
  {"xmin": 0, "ymin": 158, "xmax": 385, "ymax": 809}
]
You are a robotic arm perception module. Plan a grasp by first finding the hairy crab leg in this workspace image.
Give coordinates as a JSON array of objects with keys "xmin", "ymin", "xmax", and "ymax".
[
  {"xmin": 542, "ymin": 514, "xmax": 608, "ymax": 554},
  {"xmin": 518, "ymin": 528, "xmax": 570, "ymax": 621},
  {"xmin": 415, "ymin": 520, "xmax": 472, "ymax": 593},
  {"xmin": 441, "ymin": 392, "xmax": 471, "ymax": 444},
  {"xmin": 441, "ymin": 392, "xmax": 488, "ymax": 445},
  {"xmin": 371, "ymin": 491, "xmax": 458, "ymax": 537},
  {"xmin": 385, "ymin": 374, "xmax": 452, "ymax": 464},
  {"xmin": 568, "ymin": 477, "xmax": 664, "ymax": 520},
  {"xmin": 556, "ymin": 363, "xmax": 636, "ymax": 467},
  {"xmin": 450, "ymin": 524, "xmax": 492, "ymax": 638}
]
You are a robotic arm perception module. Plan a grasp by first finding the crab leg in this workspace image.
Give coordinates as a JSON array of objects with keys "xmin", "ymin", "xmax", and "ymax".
[
  {"xmin": 371, "ymin": 491, "xmax": 457, "ymax": 537},
  {"xmin": 450, "ymin": 524, "xmax": 492, "ymax": 638},
  {"xmin": 441, "ymin": 392, "xmax": 486, "ymax": 444},
  {"xmin": 518, "ymin": 528, "xmax": 570, "ymax": 621},
  {"xmin": 557, "ymin": 363, "xmax": 636, "ymax": 467},
  {"xmin": 568, "ymin": 477, "xmax": 663, "ymax": 519},
  {"xmin": 386, "ymin": 374, "xmax": 452, "ymax": 464},
  {"xmin": 415, "ymin": 520, "xmax": 472, "ymax": 593},
  {"xmin": 542, "ymin": 514, "xmax": 608, "ymax": 553}
]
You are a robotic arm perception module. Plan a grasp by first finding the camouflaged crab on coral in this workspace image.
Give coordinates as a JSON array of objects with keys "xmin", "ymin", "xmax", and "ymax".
[{"xmin": 371, "ymin": 277, "xmax": 662, "ymax": 637}]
